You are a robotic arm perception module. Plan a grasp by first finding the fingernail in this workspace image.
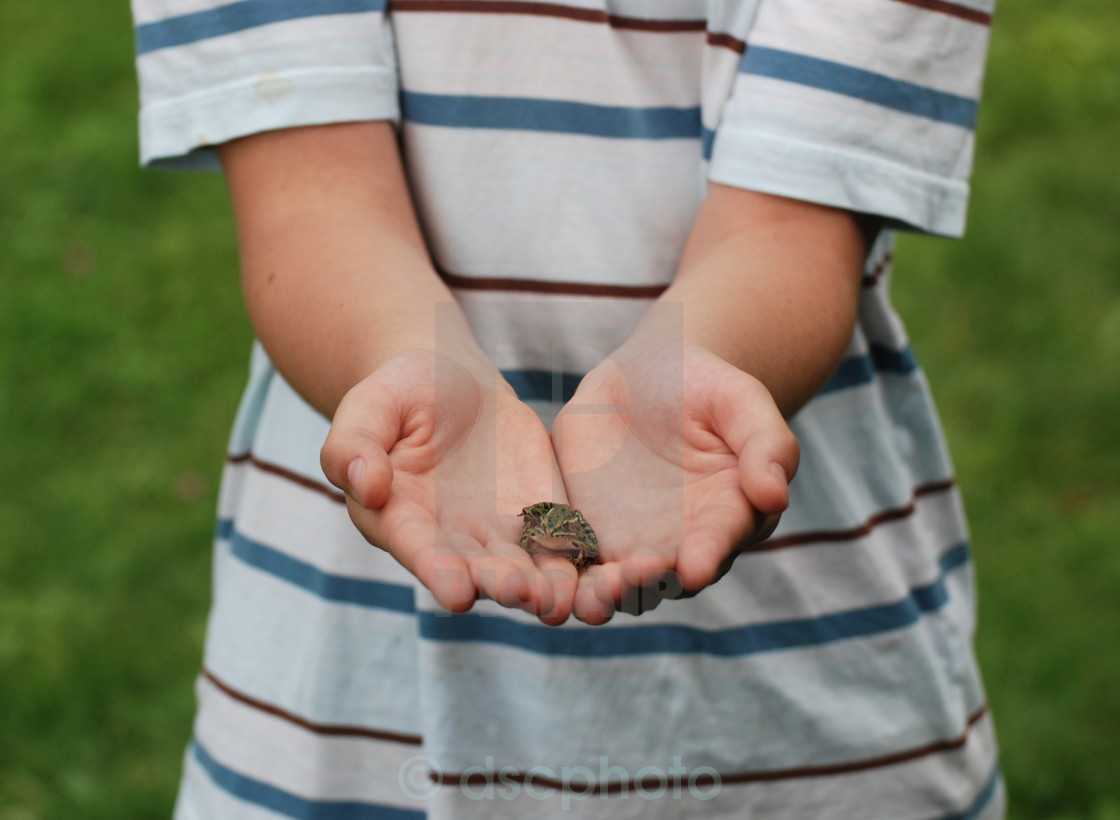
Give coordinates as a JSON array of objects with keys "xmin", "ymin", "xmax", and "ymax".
[
  {"xmin": 347, "ymin": 458, "xmax": 365, "ymax": 493},
  {"xmin": 770, "ymin": 462, "xmax": 788, "ymax": 484}
]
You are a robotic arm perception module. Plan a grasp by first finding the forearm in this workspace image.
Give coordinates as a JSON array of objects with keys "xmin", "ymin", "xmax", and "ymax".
[
  {"xmin": 625, "ymin": 184, "xmax": 869, "ymax": 417},
  {"xmin": 219, "ymin": 122, "xmax": 489, "ymax": 417}
]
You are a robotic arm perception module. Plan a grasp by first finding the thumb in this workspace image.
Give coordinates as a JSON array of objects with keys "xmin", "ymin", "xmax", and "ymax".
[
  {"xmin": 738, "ymin": 445, "xmax": 795, "ymax": 516},
  {"xmin": 320, "ymin": 382, "xmax": 398, "ymax": 509},
  {"xmin": 711, "ymin": 373, "xmax": 800, "ymax": 516}
]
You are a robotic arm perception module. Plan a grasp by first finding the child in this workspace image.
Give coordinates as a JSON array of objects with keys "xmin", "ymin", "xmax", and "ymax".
[{"xmin": 132, "ymin": 0, "xmax": 1003, "ymax": 816}]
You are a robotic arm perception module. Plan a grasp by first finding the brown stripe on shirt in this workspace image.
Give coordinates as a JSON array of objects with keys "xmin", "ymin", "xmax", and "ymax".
[
  {"xmin": 707, "ymin": 31, "xmax": 747, "ymax": 54},
  {"xmin": 439, "ymin": 268, "xmax": 669, "ymax": 299},
  {"xmin": 204, "ymin": 669, "xmax": 424, "ymax": 744},
  {"xmin": 228, "ymin": 452, "xmax": 345, "ymax": 504},
  {"xmin": 391, "ymin": 0, "xmax": 704, "ymax": 31},
  {"xmin": 887, "ymin": 0, "xmax": 993, "ymax": 25},
  {"xmin": 228, "ymin": 453, "xmax": 957, "ymax": 555},
  {"xmin": 390, "ymin": 1, "xmax": 747, "ymax": 51},
  {"xmin": 862, "ymin": 252, "xmax": 894, "ymax": 288},
  {"xmin": 438, "ymin": 704, "xmax": 989, "ymax": 791},
  {"xmin": 754, "ymin": 478, "xmax": 957, "ymax": 552}
]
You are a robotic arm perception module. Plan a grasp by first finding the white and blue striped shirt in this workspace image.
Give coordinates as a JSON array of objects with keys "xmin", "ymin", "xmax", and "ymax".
[{"xmin": 133, "ymin": 1, "xmax": 1003, "ymax": 817}]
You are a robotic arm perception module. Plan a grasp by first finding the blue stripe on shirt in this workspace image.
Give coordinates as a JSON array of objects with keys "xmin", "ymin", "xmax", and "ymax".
[
  {"xmin": 501, "ymin": 369, "xmax": 583, "ymax": 404},
  {"xmin": 218, "ymin": 501, "xmax": 971, "ymax": 658},
  {"xmin": 701, "ymin": 125, "xmax": 717, "ymax": 161},
  {"xmin": 221, "ymin": 522, "xmax": 417, "ymax": 613},
  {"xmin": 741, "ymin": 46, "xmax": 978, "ymax": 128},
  {"xmin": 937, "ymin": 763, "xmax": 1002, "ymax": 820},
  {"xmin": 502, "ymin": 345, "xmax": 918, "ymax": 404},
  {"xmin": 402, "ymin": 90, "xmax": 702, "ymax": 140},
  {"xmin": 869, "ymin": 342, "xmax": 919, "ymax": 374},
  {"xmin": 418, "ymin": 543, "xmax": 972, "ymax": 657},
  {"xmin": 135, "ymin": 0, "xmax": 384, "ymax": 54},
  {"xmin": 819, "ymin": 344, "xmax": 919, "ymax": 395},
  {"xmin": 191, "ymin": 739, "xmax": 425, "ymax": 819}
]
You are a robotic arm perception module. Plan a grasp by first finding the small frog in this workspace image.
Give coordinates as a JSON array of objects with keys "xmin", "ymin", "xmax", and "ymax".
[{"xmin": 519, "ymin": 502, "xmax": 600, "ymax": 570}]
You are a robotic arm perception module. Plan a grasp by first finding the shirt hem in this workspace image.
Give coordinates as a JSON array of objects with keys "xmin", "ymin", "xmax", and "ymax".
[
  {"xmin": 708, "ymin": 128, "xmax": 971, "ymax": 238},
  {"xmin": 139, "ymin": 67, "xmax": 400, "ymax": 171}
]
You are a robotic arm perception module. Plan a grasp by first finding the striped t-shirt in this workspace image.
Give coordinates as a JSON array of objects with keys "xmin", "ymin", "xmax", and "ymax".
[{"xmin": 132, "ymin": 1, "xmax": 1003, "ymax": 817}]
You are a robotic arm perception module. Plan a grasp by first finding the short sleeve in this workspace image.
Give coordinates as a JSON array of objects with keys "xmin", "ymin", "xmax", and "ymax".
[
  {"xmin": 131, "ymin": 0, "xmax": 400, "ymax": 170},
  {"xmin": 704, "ymin": 0, "xmax": 994, "ymax": 237}
]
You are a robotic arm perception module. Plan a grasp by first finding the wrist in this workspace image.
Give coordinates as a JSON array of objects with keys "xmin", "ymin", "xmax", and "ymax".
[{"xmin": 261, "ymin": 301, "xmax": 500, "ymax": 419}]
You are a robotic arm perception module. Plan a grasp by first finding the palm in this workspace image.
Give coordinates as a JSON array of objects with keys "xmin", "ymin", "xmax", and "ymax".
[
  {"xmin": 552, "ymin": 342, "xmax": 795, "ymax": 621},
  {"xmin": 322, "ymin": 352, "xmax": 576, "ymax": 620}
]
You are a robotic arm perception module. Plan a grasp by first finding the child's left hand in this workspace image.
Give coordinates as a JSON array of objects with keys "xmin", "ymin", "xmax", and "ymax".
[{"xmin": 551, "ymin": 340, "xmax": 799, "ymax": 624}]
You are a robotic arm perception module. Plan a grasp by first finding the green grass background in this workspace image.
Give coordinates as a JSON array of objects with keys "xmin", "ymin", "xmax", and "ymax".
[{"xmin": 1, "ymin": 1, "xmax": 1117, "ymax": 817}]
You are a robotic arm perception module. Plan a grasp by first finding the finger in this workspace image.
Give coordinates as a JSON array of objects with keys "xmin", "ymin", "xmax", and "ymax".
[
  {"xmin": 674, "ymin": 492, "xmax": 756, "ymax": 591},
  {"xmin": 719, "ymin": 398, "xmax": 799, "ymax": 517},
  {"xmin": 321, "ymin": 385, "xmax": 400, "ymax": 509},
  {"xmin": 677, "ymin": 506, "xmax": 783, "ymax": 593},
  {"xmin": 618, "ymin": 554, "xmax": 677, "ymax": 594},
  {"xmin": 707, "ymin": 372, "xmax": 799, "ymax": 517},
  {"xmin": 462, "ymin": 540, "xmax": 539, "ymax": 615},
  {"xmin": 753, "ymin": 512, "xmax": 782, "ymax": 544},
  {"xmin": 617, "ymin": 572, "xmax": 681, "ymax": 617},
  {"xmin": 738, "ymin": 439, "xmax": 797, "ymax": 516},
  {"xmin": 572, "ymin": 564, "xmax": 617, "ymax": 625},
  {"xmin": 420, "ymin": 551, "xmax": 478, "ymax": 614},
  {"xmin": 470, "ymin": 533, "xmax": 568, "ymax": 618},
  {"xmin": 536, "ymin": 562, "xmax": 578, "ymax": 625},
  {"xmin": 352, "ymin": 502, "xmax": 477, "ymax": 613},
  {"xmin": 406, "ymin": 536, "xmax": 479, "ymax": 614},
  {"xmin": 498, "ymin": 498, "xmax": 580, "ymax": 623},
  {"xmin": 676, "ymin": 522, "xmax": 740, "ymax": 592},
  {"xmin": 518, "ymin": 550, "xmax": 579, "ymax": 625}
]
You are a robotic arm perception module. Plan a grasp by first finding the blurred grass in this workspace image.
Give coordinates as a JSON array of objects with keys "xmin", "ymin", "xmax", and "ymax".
[
  {"xmin": 0, "ymin": 3, "xmax": 249, "ymax": 817},
  {"xmin": 0, "ymin": 0, "xmax": 1117, "ymax": 817},
  {"xmin": 893, "ymin": 1, "xmax": 1120, "ymax": 816}
]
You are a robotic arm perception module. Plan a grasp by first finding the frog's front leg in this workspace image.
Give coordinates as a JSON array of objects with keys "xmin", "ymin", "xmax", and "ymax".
[{"xmin": 519, "ymin": 530, "xmax": 541, "ymax": 555}]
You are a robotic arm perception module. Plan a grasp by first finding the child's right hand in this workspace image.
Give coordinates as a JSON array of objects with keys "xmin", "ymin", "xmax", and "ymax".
[{"xmin": 320, "ymin": 349, "xmax": 578, "ymax": 622}]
